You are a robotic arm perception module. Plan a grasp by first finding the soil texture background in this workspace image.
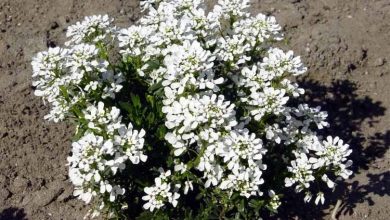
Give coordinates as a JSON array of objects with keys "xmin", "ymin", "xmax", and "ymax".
[{"xmin": 0, "ymin": 0, "xmax": 389, "ymax": 219}]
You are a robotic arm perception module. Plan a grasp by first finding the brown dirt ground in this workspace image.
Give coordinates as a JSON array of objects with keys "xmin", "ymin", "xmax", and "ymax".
[{"xmin": 0, "ymin": 0, "xmax": 389, "ymax": 219}]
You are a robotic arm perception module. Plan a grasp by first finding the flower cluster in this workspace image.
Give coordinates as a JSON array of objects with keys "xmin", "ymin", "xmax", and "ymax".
[
  {"xmin": 31, "ymin": 41, "xmax": 123, "ymax": 122},
  {"xmin": 66, "ymin": 14, "xmax": 115, "ymax": 45},
  {"xmin": 142, "ymin": 170, "xmax": 180, "ymax": 211},
  {"xmin": 32, "ymin": 15, "xmax": 147, "ymax": 217},
  {"xmin": 67, "ymin": 102, "xmax": 147, "ymax": 216},
  {"xmin": 32, "ymin": 0, "xmax": 353, "ymax": 218}
]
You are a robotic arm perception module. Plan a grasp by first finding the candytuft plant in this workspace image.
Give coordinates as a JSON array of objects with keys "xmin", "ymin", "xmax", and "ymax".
[{"xmin": 32, "ymin": 0, "xmax": 353, "ymax": 219}]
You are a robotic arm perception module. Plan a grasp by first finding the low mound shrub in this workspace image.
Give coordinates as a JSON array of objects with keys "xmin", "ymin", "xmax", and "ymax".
[{"xmin": 32, "ymin": 0, "xmax": 353, "ymax": 219}]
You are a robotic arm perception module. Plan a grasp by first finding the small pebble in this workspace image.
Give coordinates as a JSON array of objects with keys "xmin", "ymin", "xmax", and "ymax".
[
  {"xmin": 50, "ymin": 21, "xmax": 59, "ymax": 30},
  {"xmin": 373, "ymin": 58, "xmax": 385, "ymax": 67},
  {"xmin": 0, "ymin": 188, "xmax": 11, "ymax": 200}
]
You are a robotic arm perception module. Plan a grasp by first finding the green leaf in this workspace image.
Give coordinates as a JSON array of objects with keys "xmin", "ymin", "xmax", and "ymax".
[
  {"xmin": 195, "ymin": 193, "xmax": 203, "ymax": 200},
  {"xmin": 156, "ymin": 125, "xmax": 167, "ymax": 140},
  {"xmin": 119, "ymin": 101, "xmax": 133, "ymax": 114},
  {"xmin": 248, "ymin": 199, "xmax": 264, "ymax": 209},
  {"xmin": 148, "ymin": 80, "xmax": 163, "ymax": 93},
  {"xmin": 237, "ymin": 199, "xmax": 245, "ymax": 212},
  {"xmin": 166, "ymin": 155, "xmax": 174, "ymax": 167},
  {"xmin": 136, "ymin": 211, "xmax": 154, "ymax": 220},
  {"xmin": 71, "ymin": 105, "xmax": 84, "ymax": 119},
  {"xmin": 59, "ymin": 85, "xmax": 70, "ymax": 102},
  {"xmin": 131, "ymin": 94, "xmax": 142, "ymax": 109},
  {"xmin": 146, "ymin": 112, "xmax": 155, "ymax": 125},
  {"xmin": 146, "ymin": 95, "xmax": 155, "ymax": 108}
]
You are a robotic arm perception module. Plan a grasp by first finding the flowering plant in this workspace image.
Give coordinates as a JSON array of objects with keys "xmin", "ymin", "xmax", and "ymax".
[{"xmin": 32, "ymin": 0, "xmax": 353, "ymax": 219}]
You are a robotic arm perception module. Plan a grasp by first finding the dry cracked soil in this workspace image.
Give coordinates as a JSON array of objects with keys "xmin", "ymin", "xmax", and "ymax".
[{"xmin": 0, "ymin": 0, "xmax": 389, "ymax": 219}]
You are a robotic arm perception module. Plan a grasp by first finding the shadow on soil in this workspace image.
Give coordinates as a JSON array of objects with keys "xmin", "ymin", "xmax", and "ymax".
[
  {"xmin": 0, "ymin": 207, "xmax": 27, "ymax": 220},
  {"xmin": 273, "ymin": 79, "xmax": 390, "ymax": 219}
]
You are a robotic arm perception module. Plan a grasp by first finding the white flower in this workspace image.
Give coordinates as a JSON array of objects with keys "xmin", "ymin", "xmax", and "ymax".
[
  {"xmin": 216, "ymin": 35, "xmax": 251, "ymax": 66},
  {"xmin": 219, "ymin": 167, "xmax": 264, "ymax": 198},
  {"xmin": 285, "ymin": 152, "xmax": 315, "ymax": 189},
  {"xmin": 31, "ymin": 47, "xmax": 70, "ymax": 122},
  {"xmin": 293, "ymin": 104, "xmax": 329, "ymax": 131},
  {"xmin": 66, "ymin": 15, "xmax": 115, "ymax": 45},
  {"xmin": 261, "ymin": 48, "xmax": 307, "ymax": 76},
  {"xmin": 100, "ymin": 181, "xmax": 113, "ymax": 194},
  {"xmin": 183, "ymin": 181, "xmax": 193, "ymax": 195},
  {"xmin": 304, "ymin": 191, "xmax": 313, "ymax": 203},
  {"xmin": 174, "ymin": 161, "xmax": 187, "ymax": 174},
  {"xmin": 168, "ymin": 192, "xmax": 180, "ymax": 207},
  {"xmin": 234, "ymin": 14, "xmax": 282, "ymax": 45},
  {"xmin": 118, "ymin": 25, "xmax": 153, "ymax": 57},
  {"xmin": 109, "ymin": 185, "xmax": 126, "ymax": 202},
  {"xmin": 83, "ymin": 102, "xmax": 122, "ymax": 134},
  {"xmin": 142, "ymin": 170, "xmax": 179, "ymax": 211},
  {"xmin": 314, "ymin": 192, "xmax": 325, "ymax": 205},
  {"xmin": 215, "ymin": 0, "xmax": 251, "ymax": 19},
  {"xmin": 67, "ymin": 44, "xmax": 104, "ymax": 74},
  {"xmin": 162, "ymin": 94, "xmax": 237, "ymax": 156},
  {"xmin": 68, "ymin": 132, "xmax": 112, "ymax": 203},
  {"xmin": 265, "ymin": 124, "xmax": 283, "ymax": 144},
  {"xmin": 245, "ymin": 87, "xmax": 289, "ymax": 121},
  {"xmin": 74, "ymin": 188, "xmax": 95, "ymax": 204},
  {"xmin": 115, "ymin": 123, "xmax": 147, "ymax": 164},
  {"xmin": 268, "ymin": 190, "xmax": 281, "ymax": 211},
  {"xmin": 161, "ymin": 40, "xmax": 216, "ymax": 95},
  {"xmin": 217, "ymin": 130, "xmax": 266, "ymax": 174},
  {"xmin": 320, "ymin": 136, "xmax": 353, "ymax": 179},
  {"xmin": 321, "ymin": 174, "xmax": 335, "ymax": 188},
  {"xmin": 32, "ymin": 47, "xmax": 69, "ymax": 78}
]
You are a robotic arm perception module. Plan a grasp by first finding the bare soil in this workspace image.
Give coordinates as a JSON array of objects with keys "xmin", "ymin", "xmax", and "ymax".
[{"xmin": 0, "ymin": 0, "xmax": 389, "ymax": 219}]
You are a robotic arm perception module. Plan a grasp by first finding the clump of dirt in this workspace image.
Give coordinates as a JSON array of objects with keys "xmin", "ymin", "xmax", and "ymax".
[{"xmin": 0, "ymin": 0, "xmax": 389, "ymax": 219}]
